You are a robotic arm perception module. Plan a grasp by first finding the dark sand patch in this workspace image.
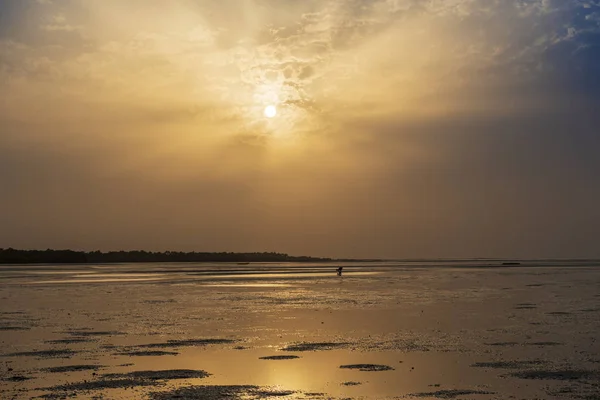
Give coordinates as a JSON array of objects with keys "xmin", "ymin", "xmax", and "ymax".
[
  {"xmin": 341, "ymin": 381, "xmax": 362, "ymax": 386},
  {"xmin": 360, "ymin": 338, "xmax": 431, "ymax": 352},
  {"xmin": 340, "ymin": 364, "xmax": 394, "ymax": 372},
  {"xmin": 547, "ymin": 385, "xmax": 600, "ymax": 396},
  {"xmin": 526, "ymin": 284, "xmax": 544, "ymax": 287},
  {"xmin": 514, "ymin": 305, "xmax": 537, "ymax": 309},
  {"xmin": 525, "ymin": 341, "xmax": 563, "ymax": 346},
  {"xmin": 580, "ymin": 308, "xmax": 600, "ymax": 312},
  {"xmin": 547, "ymin": 311, "xmax": 572, "ymax": 316},
  {"xmin": 4, "ymin": 375, "xmax": 32, "ymax": 382},
  {"xmin": 46, "ymin": 338, "xmax": 96, "ymax": 345},
  {"xmin": 509, "ymin": 369, "xmax": 599, "ymax": 381},
  {"xmin": 117, "ymin": 350, "xmax": 179, "ymax": 356},
  {"xmin": 150, "ymin": 385, "xmax": 260, "ymax": 400},
  {"xmin": 484, "ymin": 342, "xmax": 519, "ymax": 347},
  {"xmin": 0, "ymin": 326, "xmax": 30, "ymax": 331},
  {"xmin": 259, "ymin": 355, "xmax": 300, "ymax": 360},
  {"xmin": 281, "ymin": 342, "xmax": 349, "ymax": 352},
  {"xmin": 149, "ymin": 385, "xmax": 297, "ymax": 399},
  {"xmin": 65, "ymin": 330, "xmax": 124, "ymax": 337},
  {"xmin": 39, "ymin": 370, "xmax": 210, "ymax": 398},
  {"xmin": 103, "ymin": 369, "xmax": 210, "ymax": 380},
  {"xmin": 138, "ymin": 338, "xmax": 236, "ymax": 349},
  {"xmin": 471, "ymin": 360, "xmax": 543, "ymax": 369},
  {"xmin": 4, "ymin": 349, "xmax": 76, "ymax": 359},
  {"xmin": 253, "ymin": 389, "xmax": 296, "ymax": 397},
  {"xmin": 43, "ymin": 378, "xmax": 158, "ymax": 392},
  {"xmin": 43, "ymin": 364, "xmax": 104, "ymax": 373},
  {"xmin": 409, "ymin": 389, "xmax": 494, "ymax": 398},
  {"xmin": 548, "ymin": 384, "xmax": 600, "ymax": 400},
  {"xmin": 550, "ymin": 386, "xmax": 577, "ymax": 395},
  {"xmin": 143, "ymin": 299, "xmax": 177, "ymax": 304}
]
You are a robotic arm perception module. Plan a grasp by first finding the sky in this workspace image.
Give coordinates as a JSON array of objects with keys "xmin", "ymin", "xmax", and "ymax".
[{"xmin": 1, "ymin": 0, "xmax": 599, "ymax": 259}]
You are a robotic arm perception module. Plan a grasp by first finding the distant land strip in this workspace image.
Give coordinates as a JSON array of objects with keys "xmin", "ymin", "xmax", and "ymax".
[{"xmin": 0, "ymin": 248, "xmax": 336, "ymax": 264}]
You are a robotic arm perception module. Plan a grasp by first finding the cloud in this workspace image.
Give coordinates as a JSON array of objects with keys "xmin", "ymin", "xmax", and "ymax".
[
  {"xmin": 40, "ymin": 13, "xmax": 81, "ymax": 31},
  {"xmin": 0, "ymin": 0, "xmax": 599, "ymax": 257}
]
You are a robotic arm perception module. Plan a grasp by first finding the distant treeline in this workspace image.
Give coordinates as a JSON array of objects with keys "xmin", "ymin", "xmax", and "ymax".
[{"xmin": 0, "ymin": 248, "xmax": 331, "ymax": 264}]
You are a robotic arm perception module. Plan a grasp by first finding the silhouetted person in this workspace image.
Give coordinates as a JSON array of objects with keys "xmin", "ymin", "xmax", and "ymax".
[{"xmin": 336, "ymin": 267, "xmax": 343, "ymax": 276}]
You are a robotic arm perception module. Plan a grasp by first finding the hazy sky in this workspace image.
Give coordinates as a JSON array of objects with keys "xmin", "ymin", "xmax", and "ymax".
[{"xmin": 1, "ymin": 0, "xmax": 599, "ymax": 258}]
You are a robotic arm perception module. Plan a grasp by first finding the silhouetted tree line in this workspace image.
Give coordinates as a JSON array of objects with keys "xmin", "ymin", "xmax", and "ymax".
[
  {"xmin": 0, "ymin": 248, "xmax": 331, "ymax": 264},
  {"xmin": 0, "ymin": 248, "xmax": 87, "ymax": 264}
]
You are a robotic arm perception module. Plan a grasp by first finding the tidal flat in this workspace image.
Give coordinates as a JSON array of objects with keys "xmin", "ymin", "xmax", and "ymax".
[{"xmin": 1, "ymin": 261, "xmax": 599, "ymax": 399}]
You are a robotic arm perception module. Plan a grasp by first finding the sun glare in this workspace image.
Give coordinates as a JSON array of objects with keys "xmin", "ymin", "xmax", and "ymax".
[{"xmin": 264, "ymin": 105, "xmax": 277, "ymax": 118}]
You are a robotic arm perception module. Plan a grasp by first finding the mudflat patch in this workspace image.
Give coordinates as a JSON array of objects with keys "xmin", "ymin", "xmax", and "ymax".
[
  {"xmin": 259, "ymin": 355, "xmax": 300, "ymax": 360},
  {"xmin": 64, "ymin": 330, "xmax": 124, "ymax": 337},
  {"xmin": 484, "ymin": 342, "xmax": 519, "ymax": 347},
  {"xmin": 116, "ymin": 350, "xmax": 179, "ymax": 356},
  {"xmin": 103, "ymin": 369, "xmax": 210, "ymax": 380},
  {"xmin": 4, "ymin": 349, "xmax": 76, "ymax": 359},
  {"xmin": 43, "ymin": 364, "xmax": 104, "ymax": 373},
  {"xmin": 138, "ymin": 338, "xmax": 236, "ymax": 349},
  {"xmin": 42, "ymin": 377, "xmax": 158, "ymax": 393},
  {"xmin": 143, "ymin": 299, "xmax": 177, "ymax": 304},
  {"xmin": 0, "ymin": 326, "xmax": 30, "ymax": 331},
  {"xmin": 409, "ymin": 389, "xmax": 495, "ymax": 398},
  {"xmin": 281, "ymin": 342, "xmax": 349, "ymax": 351},
  {"xmin": 509, "ymin": 369, "xmax": 600, "ymax": 381},
  {"xmin": 470, "ymin": 360, "xmax": 544, "ymax": 369},
  {"xmin": 46, "ymin": 338, "xmax": 96, "ymax": 344},
  {"xmin": 340, "ymin": 364, "xmax": 394, "ymax": 372},
  {"xmin": 4, "ymin": 375, "xmax": 32, "ymax": 382},
  {"xmin": 40, "ymin": 370, "xmax": 211, "ymax": 398},
  {"xmin": 525, "ymin": 341, "xmax": 563, "ymax": 346},
  {"xmin": 149, "ymin": 385, "xmax": 299, "ymax": 400},
  {"xmin": 357, "ymin": 337, "xmax": 431, "ymax": 352}
]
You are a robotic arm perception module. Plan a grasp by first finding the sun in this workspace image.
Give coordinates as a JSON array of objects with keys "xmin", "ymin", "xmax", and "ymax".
[{"xmin": 264, "ymin": 105, "xmax": 277, "ymax": 118}]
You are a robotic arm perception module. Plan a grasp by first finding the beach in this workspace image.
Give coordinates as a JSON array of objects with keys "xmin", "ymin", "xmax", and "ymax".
[{"xmin": 1, "ymin": 261, "xmax": 599, "ymax": 399}]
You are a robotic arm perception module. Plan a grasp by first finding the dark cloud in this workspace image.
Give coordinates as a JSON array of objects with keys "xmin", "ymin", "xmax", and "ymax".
[{"xmin": 0, "ymin": 1, "xmax": 37, "ymax": 40}]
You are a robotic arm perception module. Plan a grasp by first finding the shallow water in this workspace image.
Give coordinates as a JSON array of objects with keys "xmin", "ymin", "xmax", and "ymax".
[{"xmin": 1, "ymin": 261, "xmax": 599, "ymax": 399}]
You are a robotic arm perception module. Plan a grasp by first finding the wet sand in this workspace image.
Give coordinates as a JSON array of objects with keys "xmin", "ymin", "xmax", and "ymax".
[{"xmin": 1, "ymin": 261, "xmax": 599, "ymax": 399}]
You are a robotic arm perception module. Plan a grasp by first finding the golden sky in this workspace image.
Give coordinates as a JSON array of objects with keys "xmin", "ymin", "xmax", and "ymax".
[{"xmin": 1, "ymin": 0, "xmax": 599, "ymax": 258}]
